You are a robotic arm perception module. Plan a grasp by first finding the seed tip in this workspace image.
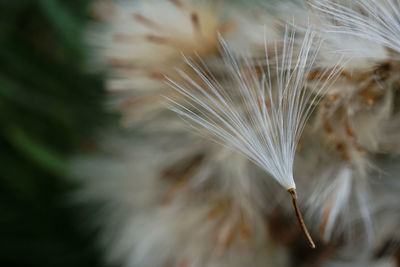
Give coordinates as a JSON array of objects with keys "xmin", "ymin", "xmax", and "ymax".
[{"xmin": 288, "ymin": 187, "xmax": 316, "ymax": 249}]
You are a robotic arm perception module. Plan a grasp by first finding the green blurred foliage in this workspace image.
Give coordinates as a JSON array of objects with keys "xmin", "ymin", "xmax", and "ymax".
[{"xmin": 0, "ymin": 0, "xmax": 110, "ymax": 266}]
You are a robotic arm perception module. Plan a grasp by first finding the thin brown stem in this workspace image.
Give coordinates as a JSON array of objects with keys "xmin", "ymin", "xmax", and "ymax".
[{"xmin": 288, "ymin": 188, "xmax": 316, "ymax": 249}]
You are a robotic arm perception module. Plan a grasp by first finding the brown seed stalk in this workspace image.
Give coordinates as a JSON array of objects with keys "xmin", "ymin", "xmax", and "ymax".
[{"xmin": 288, "ymin": 188, "xmax": 316, "ymax": 249}]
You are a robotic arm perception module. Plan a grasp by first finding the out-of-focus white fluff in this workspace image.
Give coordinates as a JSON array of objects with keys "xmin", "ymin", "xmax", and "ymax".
[
  {"xmin": 369, "ymin": 158, "xmax": 400, "ymax": 250},
  {"xmin": 88, "ymin": 0, "xmax": 236, "ymax": 126},
  {"xmin": 73, "ymin": 133, "xmax": 289, "ymax": 267},
  {"xmin": 303, "ymin": 162, "xmax": 373, "ymax": 244},
  {"xmin": 298, "ymin": 5, "xmax": 400, "ymax": 245}
]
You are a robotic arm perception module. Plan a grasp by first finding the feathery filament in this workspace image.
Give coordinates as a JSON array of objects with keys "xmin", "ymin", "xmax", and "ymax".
[
  {"xmin": 311, "ymin": 0, "xmax": 400, "ymax": 54},
  {"xmin": 166, "ymin": 26, "xmax": 343, "ymax": 248}
]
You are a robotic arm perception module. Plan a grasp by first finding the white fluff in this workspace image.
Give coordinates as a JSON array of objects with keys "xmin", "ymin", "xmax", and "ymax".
[
  {"xmin": 166, "ymin": 26, "xmax": 342, "ymax": 190},
  {"xmin": 310, "ymin": 0, "xmax": 400, "ymax": 55},
  {"xmin": 73, "ymin": 133, "xmax": 289, "ymax": 267}
]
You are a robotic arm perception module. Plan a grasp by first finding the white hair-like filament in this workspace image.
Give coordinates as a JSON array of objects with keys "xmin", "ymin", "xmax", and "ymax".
[
  {"xmin": 165, "ymin": 25, "xmax": 343, "ymax": 248},
  {"xmin": 166, "ymin": 26, "xmax": 342, "ymax": 190},
  {"xmin": 310, "ymin": 0, "xmax": 400, "ymax": 55}
]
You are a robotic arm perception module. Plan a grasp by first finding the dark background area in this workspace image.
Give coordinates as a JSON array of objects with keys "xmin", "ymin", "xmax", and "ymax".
[{"xmin": 0, "ymin": 0, "xmax": 110, "ymax": 266}]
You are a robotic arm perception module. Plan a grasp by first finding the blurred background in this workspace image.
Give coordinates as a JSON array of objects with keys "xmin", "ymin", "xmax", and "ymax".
[{"xmin": 0, "ymin": 1, "xmax": 111, "ymax": 266}]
